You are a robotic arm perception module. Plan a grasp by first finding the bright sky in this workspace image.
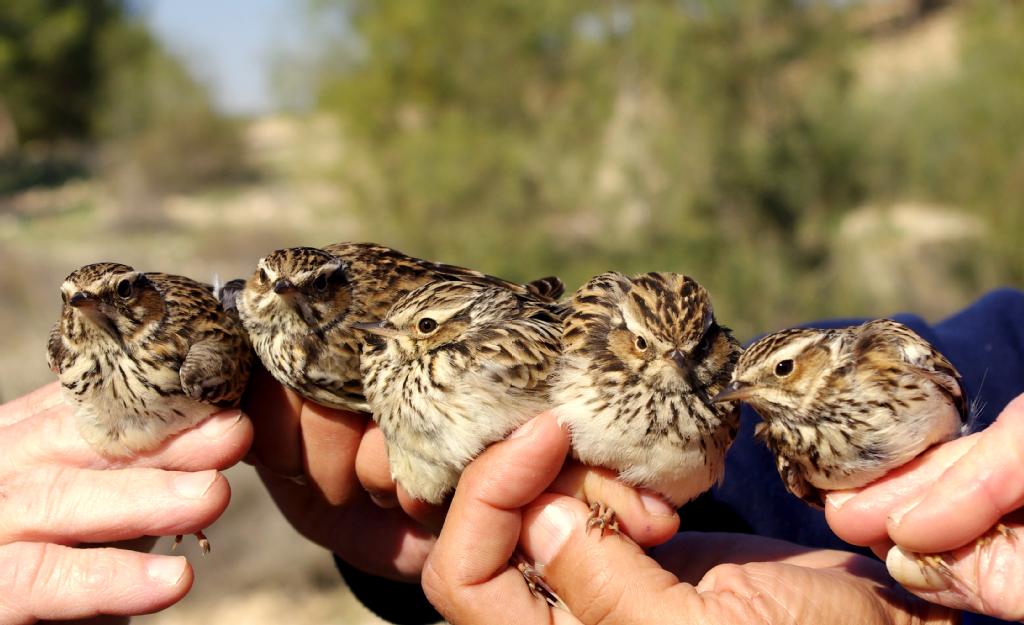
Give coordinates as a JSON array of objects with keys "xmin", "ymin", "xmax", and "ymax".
[{"xmin": 140, "ymin": 0, "xmax": 299, "ymax": 116}]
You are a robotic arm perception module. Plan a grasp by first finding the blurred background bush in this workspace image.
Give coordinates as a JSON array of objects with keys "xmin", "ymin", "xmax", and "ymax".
[{"xmin": 1, "ymin": 0, "xmax": 1021, "ymax": 623}]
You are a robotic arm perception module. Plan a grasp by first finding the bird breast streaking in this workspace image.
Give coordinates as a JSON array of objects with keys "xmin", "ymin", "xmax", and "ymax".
[{"xmin": 553, "ymin": 271, "xmax": 741, "ymax": 530}]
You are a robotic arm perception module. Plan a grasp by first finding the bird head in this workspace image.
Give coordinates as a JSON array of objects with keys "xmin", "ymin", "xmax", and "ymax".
[
  {"xmin": 58, "ymin": 262, "xmax": 166, "ymax": 349},
  {"xmin": 570, "ymin": 272, "xmax": 740, "ymax": 400},
  {"xmin": 241, "ymin": 247, "xmax": 351, "ymax": 329},
  {"xmin": 354, "ymin": 280, "xmax": 518, "ymax": 361},
  {"xmin": 712, "ymin": 327, "xmax": 833, "ymax": 421}
]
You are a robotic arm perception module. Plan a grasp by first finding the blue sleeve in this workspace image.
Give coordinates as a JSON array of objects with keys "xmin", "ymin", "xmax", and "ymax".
[{"xmin": 686, "ymin": 288, "xmax": 1024, "ymax": 625}]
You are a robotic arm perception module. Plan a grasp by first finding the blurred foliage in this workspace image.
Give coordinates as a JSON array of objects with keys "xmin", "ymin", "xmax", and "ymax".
[
  {"xmin": 307, "ymin": 0, "xmax": 871, "ymax": 335},
  {"xmin": 0, "ymin": 1, "xmax": 121, "ymax": 142},
  {"xmin": 305, "ymin": 0, "xmax": 1022, "ymax": 336},
  {"xmin": 93, "ymin": 19, "xmax": 250, "ymax": 196},
  {"xmin": 865, "ymin": 1, "xmax": 1024, "ymax": 285},
  {"xmin": 0, "ymin": 0, "xmax": 247, "ymax": 198}
]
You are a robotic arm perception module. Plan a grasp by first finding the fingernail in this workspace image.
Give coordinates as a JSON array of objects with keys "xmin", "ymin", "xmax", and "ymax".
[
  {"xmin": 524, "ymin": 500, "xmax": 575, "ymax": 566},
  {"xmin": 640, "ymin": 491, "xmax": 677, "ymax": 517},
  {"xmin": 509, "ymin": 417, "xmax": 538, "ymax": 440},
  {"xmin": 826, "ymin": 491, "xmax": 856, "ymax": 510},
  {"xmin": 367, "ymin": 489, "xmax": 399, "ymax": 509},
  {"xmin": 198, "ymin": 410, "xmax": 243, "ymax": 438},
  {"xmin": 885, "ymin": 546, "xmax": 951, "ymax": 591},
  {"xmin": 173, "ymin": 470, "xmax": 218, "ymax": 498},
  {"xmin": 888, "ymin": 494, "xmax": 926, "ymax": 528},
  {"xmin": 147, "ymin": 556, "xmax": 188, "ymax": 585}
]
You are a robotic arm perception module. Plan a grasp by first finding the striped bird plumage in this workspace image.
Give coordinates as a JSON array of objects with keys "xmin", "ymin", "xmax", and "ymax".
[
  {"xmin": 716, "ymin": 318, "xmax": 967, "ymax": 507},
  {"xmin": 358, "ymin": 279, "xmax": 564, "ymax": 504},
  {"xmin": 553, "ymin": 271, "xmax": 741, "ymax": 508},
  {"xmin": 47, "ymin": 262, "xmax": 251, "ymax": 457},
  {"xmin": 235, "ymin": 242, "xmax": 564, "ymax": 412}
]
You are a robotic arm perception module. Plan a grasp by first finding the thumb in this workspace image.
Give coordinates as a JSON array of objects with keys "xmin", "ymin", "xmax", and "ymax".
[{"xmin": 519, "ymin": 496, "xmax": 955, "ymax": 625}]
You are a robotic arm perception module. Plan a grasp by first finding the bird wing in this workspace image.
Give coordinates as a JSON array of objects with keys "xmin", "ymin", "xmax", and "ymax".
[
  {"xmin": 324, "ymin": 241, "xmax": 565, "ymax": 305},
  {"xmin": 755, "ymin": 422, "xmax": 825, "ymax": 508},
  {"xmin": 46, "ymin": 321, "xmax": 65, "ymax": 374},
  {"xmin": 857, "ymin": 319, "xmax": 969, "ymax": 423},
  {"xmin": 471, "ymin": 313, "xmax": 562, "ymax": 393}
]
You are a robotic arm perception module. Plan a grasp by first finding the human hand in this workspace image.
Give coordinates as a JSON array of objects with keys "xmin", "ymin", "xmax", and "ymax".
[
  {"xmin": 422, "ymin": 411, "xmax": 956, "ymax": 625},
  {"xmin": 242, "ymin": 365, "xmax": 436, "ymax": 581},
  {"xmin": 826, "ymin": 392, "xmax": 1024, "ymax": 621},
  {"xmin": 0, "ymin": 382, "xmax": 252, "ymax": 624},
  {"xmin": 244, "ymin": 365, "xmax": 679, "ymax": 582}
]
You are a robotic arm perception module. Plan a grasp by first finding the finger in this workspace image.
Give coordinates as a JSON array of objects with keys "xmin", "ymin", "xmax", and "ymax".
[
  {"xmin": 0, "ymin": 382, "xmax": 65, "ymax": 427},
  {"xmin": 889, "ymin": 394, "xmax": 1024, "ymax": 552},
  {"xmin": 397, "ymin": 485, "xmax": 448, "ymax": 535},
  {"xmin": 421, "ymin": 412, "xmax": 573, "ymax": 625},
  {"xmin": 256, "ymin": 465, "xmax": 435, "ymax": 581},
  {"xmin": 242, "ymin": 364, "xmax": 304, "ymax": 477},
  {"xmin": 12, "ymin": 408, "xmax": 254, "ymax": 472},
  {"xmin": 824, "ymin": 431, "xmax": 979, "ymax": 546},
  {"xmin": 0, "ymin": 467, "xmax": 229, "ymax": 545},
  {"xmin": 355, "ymin": 421, "xmax": 398, "ymax": 508},
  {"xmin": 885, "ymin": 519, "xmax": 1024, "ymax": 622},
  {"xmin": 298, "ymin": 400, "xmax": 368, "ymax": 506},
  {"xmin": 652, "ymin": 532, "xmax": 883, "ymax": 585},
  {"xmin": 520, "ymin": 497, "xmax": 955, "ymax": 625},
  {"xmin": 550, "ymin": 461, "xmax": 680, "ymax": 547},
  {"xmin": 0, "ymin": 543, "xmax": 191, "ymax": 621}
]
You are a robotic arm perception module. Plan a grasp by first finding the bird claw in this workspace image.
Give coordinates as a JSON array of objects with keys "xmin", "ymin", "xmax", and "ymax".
[
  {"xmin": 513, "ymin": 556, "xmax": 568, "ymax": 611},
  {"xmin": 587, "ymin": 501, "xmax": 621, "ymax": 538},
  {"xmin": 173, "ymin": 530, "xmax": 211, "ymax": 555}
]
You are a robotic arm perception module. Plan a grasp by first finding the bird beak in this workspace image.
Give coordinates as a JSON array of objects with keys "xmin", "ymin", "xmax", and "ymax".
[
  {"xmin": 668, "ymin": 349, "xmax": 689, "ymax": 371},
  {"xmin": 273, "ymin": 279, "xmax": 295, "ymax": 295},
  {"xmin": 711, "ymin": 381, "xmax": 753, "ymax": 403},
  {"xmin": 351, "ymin": 320, "xmax": 402, "ymax": 338},
  {"xmin": 69, "ymin": 291, "xmax": 121, "ymax": 343},
  {"xmin": 69, "ymin": 291, "xmax": 96, "ymax": 308}
]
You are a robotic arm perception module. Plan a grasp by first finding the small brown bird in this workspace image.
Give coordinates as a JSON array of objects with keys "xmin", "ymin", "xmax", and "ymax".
[
  {"xmin": 235, "ymin": 242, "xmax": 563, "ymax": 412},
  {"xmin": 356, "ymin": 279, "xmax": 564, "ymax": 504},
  {"xmin": 711, "ymin": 318, "xmax": 967, "ymax": 508},
  {"xmin": 47, "ymin": 262, "xmax": 252, "ymax": 553},
  {"xmin": 553, "ymin": 272, "xmax": 741, "ymax": 533}
]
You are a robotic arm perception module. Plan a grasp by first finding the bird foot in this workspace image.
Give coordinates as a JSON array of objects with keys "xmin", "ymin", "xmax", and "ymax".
[
  {"xmin": 513, "ymin": 555, "xmax": 567, "ymax": 611},
  {"xmin": 586, "ymin": 501, "xmax": 621, "ymax": 538},
  {"xmin": 173, "ymin": 530, "xmax": 211, "ymax": 555}
]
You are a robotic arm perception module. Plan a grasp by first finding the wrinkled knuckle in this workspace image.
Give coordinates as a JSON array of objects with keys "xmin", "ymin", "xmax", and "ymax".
[{"xmin": 0, "ymin": 542, "xmax": 49, "ymax": 611}]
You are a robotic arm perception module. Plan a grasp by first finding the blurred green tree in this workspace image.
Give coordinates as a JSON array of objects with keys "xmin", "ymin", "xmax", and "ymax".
[
  {"xmin": 306, "ymin": 0, "xmax": 865, "ymax": 335},
  {"xmin": 0, "ymin": 1, "xmax": 121, "ymax": 143},
  {"xmin": 867, "ymin": 1, "xmax": 1024, "ymax": 285},
  {"xmin": 0, "ymin": 1, "xmax": 246, "ymax": 199}
]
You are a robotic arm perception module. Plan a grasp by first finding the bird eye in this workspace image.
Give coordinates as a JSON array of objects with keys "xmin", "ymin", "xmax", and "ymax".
[
  {"xmin": 418, "ymin": 318, "xmax": 438, "ymax": 333},
  {"xmin": 774, "ymin": 359, "xmax": 794, "ymax": 377},
  {"xmin": 116, "ymin": 279, "xmax": 133, "ymax": 299},
  {"xmin": 259, "ymin": 268, "xmax": 268, "ymax": 283},
  {"xmin": 313, "ymin": 274, "xmax": 328, "ymax": 291},
  {"xmin": 634, "ymin": 335, "xmax": 648, "ymax": 351}
]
